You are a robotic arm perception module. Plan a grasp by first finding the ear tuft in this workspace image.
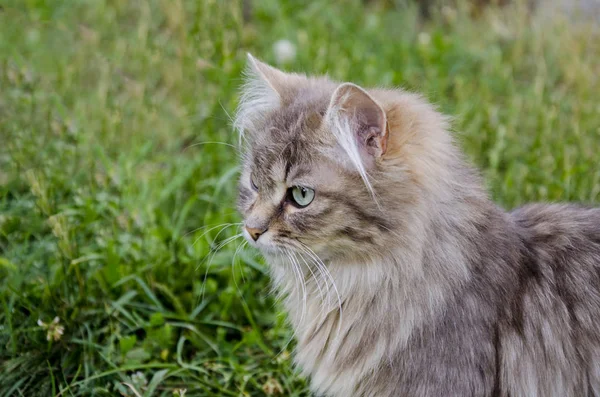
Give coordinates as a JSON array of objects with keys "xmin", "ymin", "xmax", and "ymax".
[
  {"xmin": 328, "ymin": 83, "xmax": 388, "ymax": 159},
  {"xmin": 325, "ymin": 83, "xmax": 387, "ymax": 194},
  {"xmin": 234, "ymin": 55, "xmax": 283, "ymax": 142},
  {"xmin": 235, "ymin": 55, "xmax": 304, "ymax": 144},
  {"xmin": 245, "ymin": 53, "xmax": 290, "ymax": 96}
]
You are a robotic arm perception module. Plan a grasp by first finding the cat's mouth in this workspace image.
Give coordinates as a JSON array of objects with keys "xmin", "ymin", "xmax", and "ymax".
[
  {"xmin": 242, "ymin": 227, "xmax": 283, "ymax": 254},
  {"xmin": 243, "ymin": 228, "xmax": 330, "ymax": 264}
]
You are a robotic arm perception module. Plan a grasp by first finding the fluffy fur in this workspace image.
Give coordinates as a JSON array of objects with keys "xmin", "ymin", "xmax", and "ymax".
[{"xmin": 235, "ymin": 55, "xmax": 600, "ymax": 397}]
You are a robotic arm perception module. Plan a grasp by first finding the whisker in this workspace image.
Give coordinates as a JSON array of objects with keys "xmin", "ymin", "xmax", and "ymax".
[
  {"xmin": 229, "ymin": 239, "xmax": 250, "ymax": 309},
  {"xmin": 182, "ymin": 141, "xmax": 239, "ymax": 153},
  {"xmin": 268, "ymin": 246, "xmax": 311, "ymax": 364},
  {"xmin": 199, "ymin": 232, "xmax": 243, "ymax": 302},
  {"xmin": 191, "ymin": 222, "xmax": 242, "ymax": 247},
  {"xmin": 201, "ymin": 232, "xmax": 243, "ymax": 269},
  {"xmin": 184, "ymin": 220, "xmax": 241, "ymax": 238},
  {"xmin": 285, "ymin": 248, "xmax": 307, "ymax": 326},
  {"xmin": 290, "ymin": 250, "xmax": 308, "ymax": 327},
  {"xmin": 232, "ymin": 240, "xmax": 249, "ymax": 285},
  {"xmin": 295, "ymin": 245, "xmax": 331, "ymax": 311},
  {"xmin": 218, "ymin": 99, "xmax": 235, "ymax": 125},
  {"xmin": 295, "ymin": 251, "xmax": 327, "ymax": 322},
  {"xmin": 297, "ymin": 243, "xmax": 343, "ymax": 335}
]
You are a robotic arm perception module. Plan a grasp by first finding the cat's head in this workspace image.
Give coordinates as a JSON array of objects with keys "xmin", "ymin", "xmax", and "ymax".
[{"xmin": 235, "ymin": 55, "xmax": 455, "ymax": 263}]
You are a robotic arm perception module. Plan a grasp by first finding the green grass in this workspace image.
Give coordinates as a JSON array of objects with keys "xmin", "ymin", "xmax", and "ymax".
[{"xmin": 1, "ymin": 0, "xmax": 599, "ymax": 395}]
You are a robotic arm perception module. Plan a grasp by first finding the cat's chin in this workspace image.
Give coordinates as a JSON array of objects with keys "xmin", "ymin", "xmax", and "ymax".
[
  {"xmin": 256, "ymin": 242, "xmax": 330, "ymax": 264},
  {"xmin": 255, "ymin": 244, "xmax": 284, "ymax": 255},
  {"xmin": 242, "ymin": 230, "xmax": 333, "ymax": 263}
]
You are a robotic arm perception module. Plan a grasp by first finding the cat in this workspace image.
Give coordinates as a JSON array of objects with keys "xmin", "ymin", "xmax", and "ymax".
[{"xmin": 235, "ymin": 54, "xmax": 600, "ymax": 397}]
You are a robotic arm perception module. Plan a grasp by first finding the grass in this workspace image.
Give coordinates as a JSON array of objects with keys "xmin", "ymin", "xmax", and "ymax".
[{"xmin": 1, "ymin": 0, "xmax": 599, "ymax": 395}]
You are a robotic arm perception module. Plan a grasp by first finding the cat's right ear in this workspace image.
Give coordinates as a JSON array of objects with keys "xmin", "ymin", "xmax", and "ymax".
[
  {"xmin": 245, "ymin": 53, "xmax": 291, "ymax": 98},
  {"xmin": 234, "ymin": 54, "xmax": 293, "ymax": 138}
]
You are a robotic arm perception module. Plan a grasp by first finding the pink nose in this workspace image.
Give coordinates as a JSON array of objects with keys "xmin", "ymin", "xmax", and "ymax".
[{"xmin": 246, "ymin": 226, "xmax": 267, "ymax": 241}]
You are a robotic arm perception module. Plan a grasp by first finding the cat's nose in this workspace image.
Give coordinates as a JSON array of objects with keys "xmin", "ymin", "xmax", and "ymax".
[{"xmin": 246, "ymin": 226, "xmax": 268, "ymax": 241}]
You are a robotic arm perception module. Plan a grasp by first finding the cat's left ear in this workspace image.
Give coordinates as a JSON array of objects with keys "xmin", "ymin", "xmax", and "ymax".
[{"xmin": 326, "ymin": 83, "xmax": 388, "ymax": 168}]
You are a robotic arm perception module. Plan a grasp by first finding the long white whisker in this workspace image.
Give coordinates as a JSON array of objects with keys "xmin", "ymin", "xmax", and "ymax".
[
  {"xmin": 296, "ymin": 251, "xmax": 327, "ymax": 323},
  {"xmin": 296, "ymin": 245, "xmax": 332, "ymax": 317},
  {"xmin": 199, "ymin": 232, "xmax": 243, "ymax": 302},
  {"xmin": 290, "ymin": 251, "xmax": 310, "ymax": 327},
  {"xmin": 184, "ymin": 221, "xmax": 238, "ymax": 238},
  {"xmin": 298, "ymin": 243, "xmax": 343, "ymax": 335},
  {"xmin": 218, "ymin": 99, "xmax": 234, "ymax": 124},
  {"xmin": 232, "ymin": 240, "xmax": 248, "ymax": 285},
  {"xmin": 286, "ymin": 248, "xmax": 307, "ymax": 327},
  {"xmin": 281, "ymin": 248, "xmax": 299, "ymax": 317},
  {"xmin": 182, "ymin": 141, "xmax": 239, "ymax": 153},
  {"xmin": 304, "ymin": 249, "xmax": 333, "ymax": 306},
  {"xmin": 202, "ymin": 233, "xmax": 243, "ymax": 269},
  {"xmin": 191, "ymin": 222, "xmax": 242, "ymax": 247},
  {"xmin": 228, "ymin": 240, "xmax": 250, "ymax": 311}
]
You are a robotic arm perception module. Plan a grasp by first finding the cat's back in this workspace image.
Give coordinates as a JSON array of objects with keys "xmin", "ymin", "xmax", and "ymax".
[
  {"xmin": 509, "ymin": 203, "xmax": 600, "ymax": 324},
  {"xmin": 509, "ymin": 203, "xmax": 600, "ymax": 308},
  {"xmin": 511, "ymin": 203, "xmax": 600, "ymax": 262},
  {"xmin": 501, "ymin": 203, "xmax": 600, "ymax": 397}
]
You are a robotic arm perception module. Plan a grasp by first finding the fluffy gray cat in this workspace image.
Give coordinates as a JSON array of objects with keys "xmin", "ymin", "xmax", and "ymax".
[{"xmin": 235, "ymin": 54, "xmax": 600, "ymax": 397}]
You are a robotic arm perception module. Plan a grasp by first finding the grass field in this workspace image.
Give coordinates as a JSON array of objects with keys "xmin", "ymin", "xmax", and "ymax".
[{"xmin": 1, "ymin": 0, "xmax": 599, "ymax": 395}]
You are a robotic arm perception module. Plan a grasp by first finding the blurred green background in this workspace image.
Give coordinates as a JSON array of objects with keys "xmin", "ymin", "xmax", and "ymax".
[{"xmin": 1, "ymin": 0, "xmax": 599, "ymax": 395}]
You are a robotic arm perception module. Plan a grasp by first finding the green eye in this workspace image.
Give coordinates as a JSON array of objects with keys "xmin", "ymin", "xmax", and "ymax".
[{"xmin": 290, "ymin": 186, "xmax": 315, "ymax": 208}]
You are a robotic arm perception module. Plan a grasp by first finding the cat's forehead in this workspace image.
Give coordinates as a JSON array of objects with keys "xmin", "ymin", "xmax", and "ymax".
[
  {"xmin": 270, "ymin": 95, "xmax": 327, "ymax": 137},
  {"xmin": 252, "ymin": 100, "xmax": 327, "ymax": 154},
  {"xmin": 244, "ymin": 83, "xmax": 340, "ymax": 187},
  {"xmin": 248, "ymin": 121, "xmax": 331, "ymax": 190},
  {"xmin": 251, "ymin": 132, "xmax": 317, "ymax": 186}
]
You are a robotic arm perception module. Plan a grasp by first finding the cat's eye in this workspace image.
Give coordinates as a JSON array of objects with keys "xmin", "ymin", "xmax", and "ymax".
[
  {"xmin": 289, "ymin": 186, "xmax": 315, "ymax": 208},
  {"xmin": 250, "ymin": 174, "xmax": 258, "ymax": 191}
]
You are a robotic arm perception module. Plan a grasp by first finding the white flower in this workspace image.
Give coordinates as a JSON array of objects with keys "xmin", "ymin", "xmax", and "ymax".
[
  {"xmin": 38, "ymin": 316, "xmax": 65, "ymax": 341},
  {"xmin": 273, "ymin": 39, "xmax": 297, "ymax": 65}
]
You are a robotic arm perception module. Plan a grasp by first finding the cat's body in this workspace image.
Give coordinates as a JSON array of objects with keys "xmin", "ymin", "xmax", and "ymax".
[
  {"xmin": 235, "ymin": 55, "xmax": 600, "ymax": 396},
  {"xmin": 286, "ymin": 203, "xmax": 600, "ymax": 397}
]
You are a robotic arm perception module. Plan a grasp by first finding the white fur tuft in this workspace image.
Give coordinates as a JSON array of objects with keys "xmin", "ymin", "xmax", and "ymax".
[
  {"xmin": 233, "ymin": 54, "xmax": 281, "ymax": 146},
  {"xmin": 325, "ymin": 86, "xmax": 378, "ymax": 199}
]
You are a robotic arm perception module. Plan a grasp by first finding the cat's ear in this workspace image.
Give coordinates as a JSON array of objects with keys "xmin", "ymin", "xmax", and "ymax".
[
  {"xmin": 245, "ymin": 53, "xmax": 290, "ymax": 98},
  {"xmin": 235, "ymin": 54, "xmax": 296, "ymax": 137},
  {"xmin": 325, "ymin": 83, "xmax": 388, "ymax": 170}
]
